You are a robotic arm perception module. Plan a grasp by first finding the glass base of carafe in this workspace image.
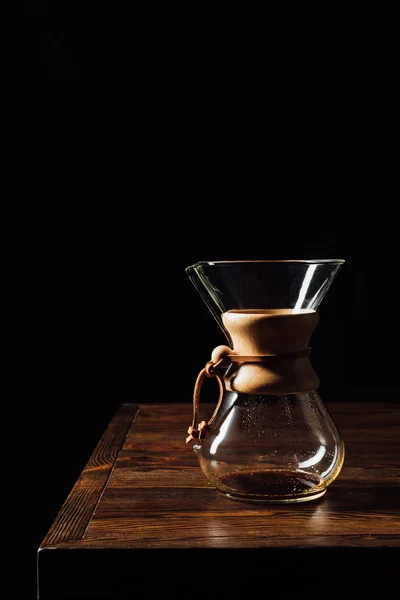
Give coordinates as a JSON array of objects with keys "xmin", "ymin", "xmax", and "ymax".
[{"xmin": 215, "ymin": 469, "xmax": 327, "ymax": 504}]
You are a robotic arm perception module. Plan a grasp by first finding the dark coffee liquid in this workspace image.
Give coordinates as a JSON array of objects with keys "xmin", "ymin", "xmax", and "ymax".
[{"xmin": 217, "ymin": 470, "xmax": 322, "ymax": 499}]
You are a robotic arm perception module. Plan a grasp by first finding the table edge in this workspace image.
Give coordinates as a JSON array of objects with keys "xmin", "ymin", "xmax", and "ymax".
[
  {"xmin": 39, "ymin": 403, "xmax": 139, "ymax": 550},
  {"xmin": 38, "ymin": 402, "xmax": 400, "ymax": 552}
]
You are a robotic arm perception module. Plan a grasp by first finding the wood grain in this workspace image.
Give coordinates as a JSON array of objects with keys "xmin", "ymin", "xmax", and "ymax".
[
  {"xmin": 40, "ymin": 402, "xmax": 400, "ymax": 551},
  {"xmin": 40, "ymin": 403, "xmax": 139, "ymax": 548}
]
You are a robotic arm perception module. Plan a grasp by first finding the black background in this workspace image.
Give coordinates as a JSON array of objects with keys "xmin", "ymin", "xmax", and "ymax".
[
  {"xmin": 24, "ymin": 218, "xmax": 398, "ymax": 600},
  {"xmin": 10, "ymin": 4, "xmax": 399, "ymax": 599}
]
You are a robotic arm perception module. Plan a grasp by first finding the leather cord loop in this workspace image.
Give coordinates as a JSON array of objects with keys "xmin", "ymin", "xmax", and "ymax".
[
  {"xmin": 186, "ymin": 348, "xmax": 310, "ymax": 443},
  {"xmin": 186, "ymin": 365, "xmax": 225, "ymax": 443}
]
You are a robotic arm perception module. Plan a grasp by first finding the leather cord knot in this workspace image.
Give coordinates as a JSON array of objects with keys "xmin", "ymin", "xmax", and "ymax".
[{"xmin": 186, "ymin": 420, "xmax": 208, "ymax": 442}]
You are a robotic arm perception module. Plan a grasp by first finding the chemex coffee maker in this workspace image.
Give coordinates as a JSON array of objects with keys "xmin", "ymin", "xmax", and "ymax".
[{"xmin": 185, "ymin": 260, "xmax": 345, "ymax": 504}]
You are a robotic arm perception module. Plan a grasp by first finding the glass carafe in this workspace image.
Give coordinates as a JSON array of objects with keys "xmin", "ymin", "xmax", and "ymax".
[{"xmin": 185, "ymin": 260, "xmax": 345, "ymax": 504}]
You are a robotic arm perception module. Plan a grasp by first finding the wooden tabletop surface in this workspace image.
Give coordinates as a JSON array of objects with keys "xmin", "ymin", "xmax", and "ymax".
[{"xmin": 40, "ymin": 402, "xmax": 400, "ymax": 551}]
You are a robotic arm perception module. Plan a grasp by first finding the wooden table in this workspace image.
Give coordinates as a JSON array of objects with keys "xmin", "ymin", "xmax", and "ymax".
[{"xmin": 38, "ymin": 403, "xmax": 400, "ymax": 599}]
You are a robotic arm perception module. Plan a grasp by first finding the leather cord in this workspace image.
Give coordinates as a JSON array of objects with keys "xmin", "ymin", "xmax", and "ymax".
[
  {"xmin": 186, "ymin": 348, "xmax": 310, "ymax": 443},
  {"xmin": 227, "ymin": 349, "xmax": 310, "ymax": 362},
  {"xmin": 186, "ymin": 361, "xmax": 225, "ymax": 443}
]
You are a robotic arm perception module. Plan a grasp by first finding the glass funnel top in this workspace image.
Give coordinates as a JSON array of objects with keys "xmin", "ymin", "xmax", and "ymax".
[{"xmin": 186, "ymin": 260, "xmax": 344, "ymax": 335}]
